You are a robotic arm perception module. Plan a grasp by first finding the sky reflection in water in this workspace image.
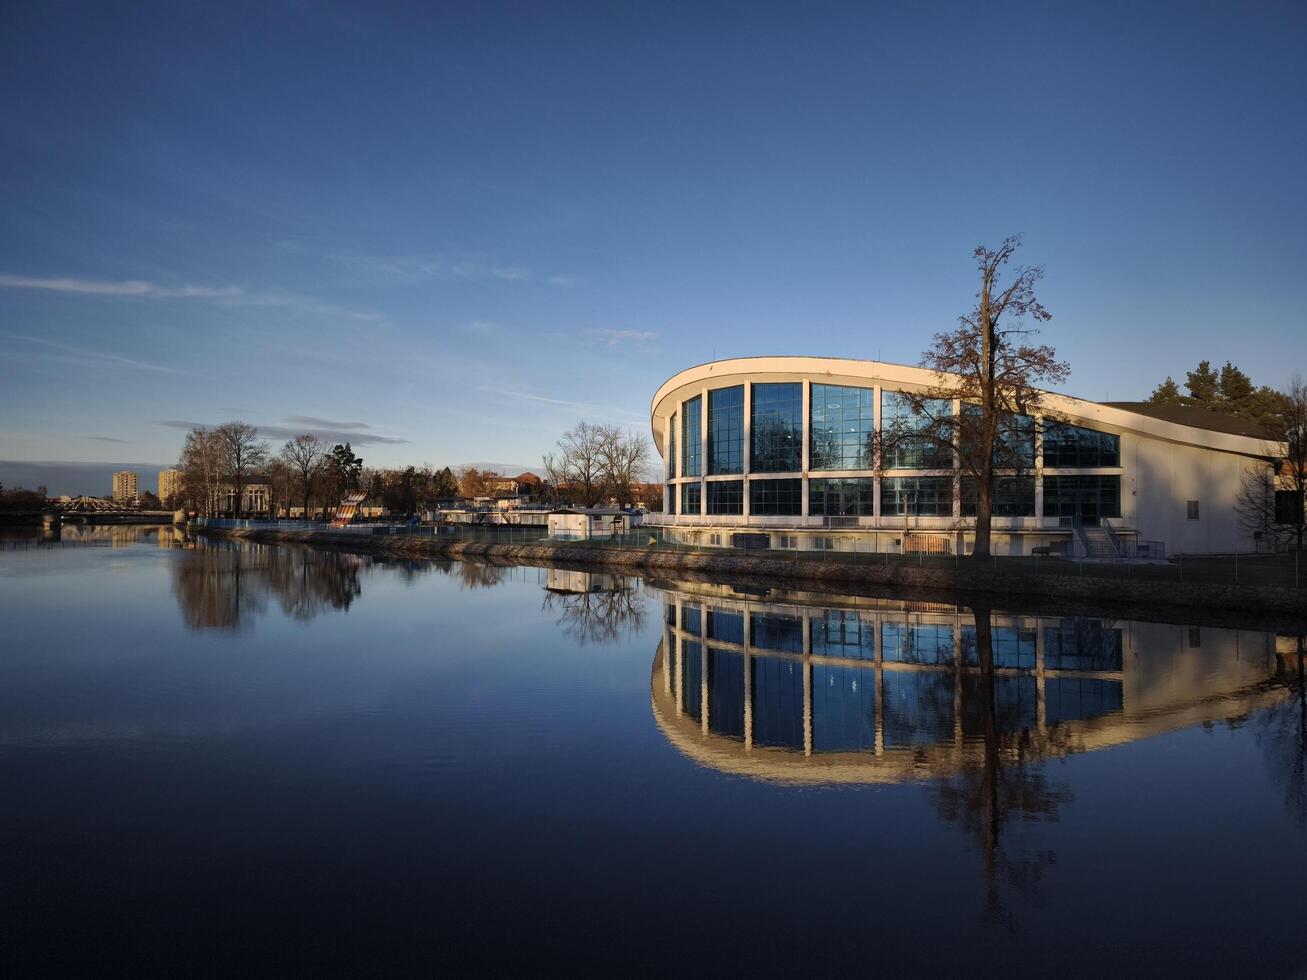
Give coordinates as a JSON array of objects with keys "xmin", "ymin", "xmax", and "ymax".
[{"xmin": 1, "ymin": 527, "xmax": 1305, "ymax": 978}]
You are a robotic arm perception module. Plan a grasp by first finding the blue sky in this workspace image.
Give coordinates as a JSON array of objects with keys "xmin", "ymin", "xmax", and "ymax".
[{"xmin": 2, "ymin": 0, "xmax": 1304, "ymax": 492}]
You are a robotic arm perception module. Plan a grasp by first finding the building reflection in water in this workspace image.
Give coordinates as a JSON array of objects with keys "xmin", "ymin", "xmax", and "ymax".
[{"xmin": 650, "ymin": 577, "xmax": 1304, "ymax": 928}]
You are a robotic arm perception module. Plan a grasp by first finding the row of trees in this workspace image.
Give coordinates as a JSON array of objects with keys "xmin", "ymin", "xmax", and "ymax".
[
  {"xmin": 178, "ymin": 423, "xmax": 368, "ymax": 518},
  {"xmin": 1148, "ymin": 360, "xmax": 1292, "ymax": 434},
  {"xmin": 542, "ymin": 421, "xmax": 653, "ymax": 508},
  {"xmin": 176, "ymin": 423, "xmax": 529, "ymax": 518}
]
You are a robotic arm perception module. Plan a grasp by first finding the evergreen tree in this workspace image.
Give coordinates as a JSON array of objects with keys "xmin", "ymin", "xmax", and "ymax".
[
  {"xmin": 1217, "ymin": 361, "xmax": 1254, "ymax": 411},
  {"xmin": 1147, "ymin": 377, "xmax": 1184, "ymax": 404},
  {"xmin": 1184, "ymin": 361, "xmax": 1220, "ymax": 405}
]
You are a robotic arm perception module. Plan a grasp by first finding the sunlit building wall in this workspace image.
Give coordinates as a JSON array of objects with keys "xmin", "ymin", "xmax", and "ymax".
[
  {"xmin": 111, "ymin": 470, "xmax": 138, "ymax": 503},
  {"xmin": 158, "ymin": 468, "xmax": 182, "ymax": 503}
]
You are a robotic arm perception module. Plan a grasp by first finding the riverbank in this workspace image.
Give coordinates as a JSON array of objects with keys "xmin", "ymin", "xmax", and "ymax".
[{"xmin": 195, "ymin": 525, "xmax": 1307, "ymax": 625}]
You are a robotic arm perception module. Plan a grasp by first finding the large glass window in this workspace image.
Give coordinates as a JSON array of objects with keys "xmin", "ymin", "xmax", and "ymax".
[
  {"xmin": 681, "ymin": 397, "xmax": 702, "ymax": 477},
  {"xmin": 882, "ymin": 391, "xmax": 952, "ymax": 469},
  {"xmin": 751, "ymin": 382, "xmax": 803, "ymax": 472},
  {"xmin": 809, "ymin": 477, "xmax": 874, "ymax": 517},
  {"xmin": 811, "ymin": 610, "xmax": 875, "ymax": 659},
  {"xmin": 960, "ymin": 406, "xmax": 1035, "ymax": 468},
  {"xmin": 681, "ymin": 639, "xmax": 702, "ymax": 719},
  {"xmin": 706, "ymin": 480, "xmax": 743, "ymax": 515},
  {"xmin": 961, "ymin": 476, "xmax": 1036, "ymax": 517},
  {"xmin": 667, "ymin": 412, "xmax": 677, "ymax": 478},
  {"xmin": 665, "ymin": 484, "xmax": 676, "ymax": 515},
  {"xmin": 707, "ymin": 609, "xmax": 744, "ymax": 644},
  {"xmin": 680, "ymin": 481, "xmax": 701, "ymax": 515},
  {"xmin": 708, "ymin": 649, "xmax": 745, "ymax": 739},
  {"xmin": 1042, "ymin": 475, "xmax": 1121, "ymax": 520},
  {"xmin": 1042, "ymin": 422, "xmax": 1120, "ymax": 467},
  {"xmin": 708, "ymin": 386, "xmax": 744, "ymax": 475},
  {"xmin": 882, "ymin": 623, "xmax": 954, "ymax": 665},
  {"xmin": 749, "ymin": 478, "xmax": 802, "ymax": 516},
  {"xmin": 751, "ymin": 658, "xmax": 804, "ymax": 748},
  {"xmin": 811, "ymin": 384, "xmax": 875, "ymax": 470},
  {"xmin": 1045, "ymin": 677, "xmax": 1124, "ymax": 725},
  {"xmin": 880, "ymin": 476, "xmax": 953, "ymax": 516},
  {"xmin": 813, "ymin": 665, "xmax": 876, "ymax": 751},
  {"xmin": 1044, "ymin": 620, "xmax": 1124, "ymax": 671},
  {"xmin": 961, "ymin": 626, "xmax": 1037, "ymax": 669},
  {"xmin": 750, "ymin": 612, "xmax": 804, "ymax": 652}
]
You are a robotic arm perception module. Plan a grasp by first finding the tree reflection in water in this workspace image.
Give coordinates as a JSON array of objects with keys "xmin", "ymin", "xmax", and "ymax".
[
  {"xmin": 930, "ymin": 606, "xmax": 1072, "ymax": 933},
  {"xmin": 171, "ymin": 539, "xmax": 367, "ymax": 630},
  {"xmin": 456, "ymin": 562, "xmax": 509, "ymax": 590},
  {"xmin": 542, "ymin": 573, "xmax": 647, "ymax": 647},
  {"xmin": 1258, "ymin": 635, "xmax": 1307, "ymax": 829}
]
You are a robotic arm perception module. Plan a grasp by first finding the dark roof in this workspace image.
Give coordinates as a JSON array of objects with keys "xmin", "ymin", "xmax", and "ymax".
[{"xmin": 1103, "ymin": 402, "xmax": 1274, "ymax": 440}]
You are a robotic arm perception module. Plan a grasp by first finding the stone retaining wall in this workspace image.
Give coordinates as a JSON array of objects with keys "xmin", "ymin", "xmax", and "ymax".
[{"xmin": 195, "ymin": 526, "xmax": 1307, "ymax": 625}]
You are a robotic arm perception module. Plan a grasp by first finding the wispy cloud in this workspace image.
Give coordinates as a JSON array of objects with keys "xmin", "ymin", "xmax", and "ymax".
[
  {"xmin": 88, "ymin": 436, "xmax": 128, "ymax": 443},
  {"xmin": 1, "ymin": 333, "xmax": 196, "ymax": 375},
  {"xmin": 473, "ymin": 386, "xmax": 645, "ymax": 427},
  {"xmin": 0, "ymin": 274, "xmax": 381, "ymax": 322},
  {"xmin": 581, "ymin": 328, "xmax": 660, "ymax": 352},
  {"xmin": 320, "ymin": 250, "xmax": 575, "ymax": 288},
  {"xmin": 156, "ymin": 418, "xmax": 407, "ymax": 446},
  {"xmin": 283, "ymin": 415, "xmax": 371, "ymax": 430}
]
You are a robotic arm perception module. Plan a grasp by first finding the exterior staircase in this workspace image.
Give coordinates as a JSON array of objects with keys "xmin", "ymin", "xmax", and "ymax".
[{"xmin": 1077, "ymin": 524, "xmax": 1120, "ymax": 560}]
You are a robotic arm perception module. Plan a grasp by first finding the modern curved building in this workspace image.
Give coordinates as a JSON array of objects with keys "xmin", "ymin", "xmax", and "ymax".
[{"xmin": 650, "ymin": 356, "xmax": 1277, "ymax": 555}]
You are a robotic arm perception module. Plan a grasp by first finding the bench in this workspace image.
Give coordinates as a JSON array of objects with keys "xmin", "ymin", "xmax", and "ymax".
[{"xmin": 1030, "ymin": 545, "xmax": 1054, "ymax": 556}]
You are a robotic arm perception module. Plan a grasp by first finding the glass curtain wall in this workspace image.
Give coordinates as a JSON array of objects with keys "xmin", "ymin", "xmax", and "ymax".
[
  {"xmin": 810, "ymin": 384, "xmax": 875, "ymax": 470},
  {"xmin": 751, "ymin": 383, "xmax": 803, "ymax": 472},
  {"xmin": 882, "ymin": 392, "xmax": 953, "ymax": 469},
  {"xmin": 707, "ymin": 480, "xmax": 744, "ymax": 515},
  {"xmin": 961, "ymin": 476, "xmax": 1036, "ymax": 517},
  {"xmin": 667, "ymin": 412, "xmax": 677, "ymax": 479},
  {"xmin": 681, "ymin": 397, "xmax": 702, "ymax": 477},
  {"xmin": 680, "ymin": 482, "xmax": 701, "ymax": 515},
  {"xmin": 749, "ymin": 478, "xmax": 802, "ymax": 516},
  {"xmin": 809, "ymin": 477, "xmax": 874, "ymax": 516},
  {"xmin": 708, "ymin": 386, "xmax": 744, "ymax": 475},
  {"xmin": 1043, "ymin": 423, "xmax": 1120, "ymax": 467},
  {"xmin": 880, "ymin": 476, "xmax": 953, "ymax": 516}
]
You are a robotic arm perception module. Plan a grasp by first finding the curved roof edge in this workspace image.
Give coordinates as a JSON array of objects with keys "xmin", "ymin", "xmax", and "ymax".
[{"xmin": 649, "ymin": 356, "xmax": 1279, "ymax": 458}]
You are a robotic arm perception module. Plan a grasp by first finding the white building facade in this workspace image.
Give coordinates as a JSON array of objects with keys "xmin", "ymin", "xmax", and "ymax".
[{"xmin": 650, "ymin": 357, "xmax": 1277, "ymax": 556}]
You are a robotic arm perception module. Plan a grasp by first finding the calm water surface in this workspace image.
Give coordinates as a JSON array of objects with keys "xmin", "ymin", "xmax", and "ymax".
[{"xmin": 2, "ymin": 527, "xmax": 1305, "ymax": 977}]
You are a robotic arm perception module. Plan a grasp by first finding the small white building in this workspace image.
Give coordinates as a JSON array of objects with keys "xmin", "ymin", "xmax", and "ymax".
[{"xmin": 547, "ymin": 508, "xmax": 643, "ymax": 541}]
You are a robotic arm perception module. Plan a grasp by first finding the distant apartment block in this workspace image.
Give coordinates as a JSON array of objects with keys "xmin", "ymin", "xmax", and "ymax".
[
  {"xmin": 112, "ymin": 470, "xmax": 139, "ymax": 503},
  {"xmin": 158, "ymin": 468, "xmax": 182, "ymax": 502}
]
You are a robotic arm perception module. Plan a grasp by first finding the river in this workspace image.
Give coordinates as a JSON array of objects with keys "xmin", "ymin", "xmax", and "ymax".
[{"xmin": 2, "ymin": 526, "xmax": 1305, "ymax": 977}]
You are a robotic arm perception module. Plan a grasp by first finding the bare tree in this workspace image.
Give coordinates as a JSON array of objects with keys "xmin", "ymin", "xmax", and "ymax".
[
  {"xmin": 551, "ymin": 421, "xmax": 607, "ymax": 508},
  {"xmin": 1239, "ymin": 374, "xmax": 1307, "ymax": 551},
  {"xmin": 265, "ymin": 459, "xmax": 294, "ymax": 519},
  {"xmin": 178, "ymin": 426, "xmax": 223, "ymax": 516},
  {"xmin": 895, "ymin": 236, "xmax": 1069, "ymax": 558},
  {"xmin": 598, "ymin": 427, "xmax": 651, "ymax": 508},
  {"xmin": 215, "ymin": 421, "xmax": 270, "ymax": 518},
  {"xmin": 541, "ymin": 452, "xmax": 566, "ymax": 506},
  {"xmin": 280, "ymin": 434, "xmax": 325, "ymax": 521}
]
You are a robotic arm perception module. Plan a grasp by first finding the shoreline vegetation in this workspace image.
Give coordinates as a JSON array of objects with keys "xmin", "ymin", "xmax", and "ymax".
[{"xmin": 193, "ymin": 525, "xmax": 1307, "ymax": 628}]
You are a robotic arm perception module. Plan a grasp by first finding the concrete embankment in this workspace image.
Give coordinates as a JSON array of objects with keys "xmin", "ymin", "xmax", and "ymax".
[{"xmin": 195, "ymin": 526, "xmax": 1307, "ymax": 625}]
